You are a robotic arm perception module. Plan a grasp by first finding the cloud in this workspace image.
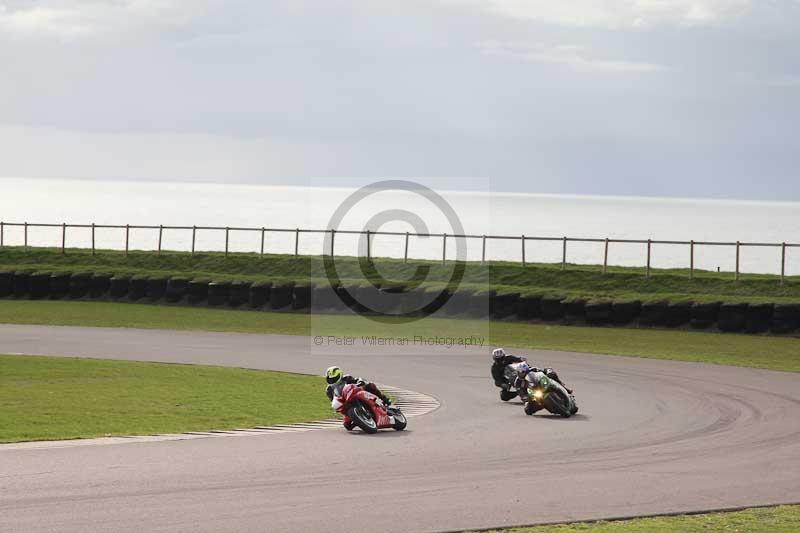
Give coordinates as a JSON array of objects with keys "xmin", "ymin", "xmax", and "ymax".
[
  {"xmin": 478, "ymin": 41, "xmax": 671, "ymax": 73},
  {"xmin": 735, "ymin": 71, "xmax": 800, "ymax": 88},
  {"xmin": 458, "ymin": 0, "xmax": 752, "ymax": 28}
]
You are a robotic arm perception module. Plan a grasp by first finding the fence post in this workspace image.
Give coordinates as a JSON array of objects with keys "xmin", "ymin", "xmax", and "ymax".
[
  {"xmin": 521, "ymin": 235, "xmax": 526, "ymax": 266},
  {"xmin": 735, "ymin": 241, "xmax": 740, "ymax": 281},
  {"xmin": 225, "ymin": 227, "xmax": 229, "ymax": 257},
  {"xmin": 646, "ymin": 239, "xmax": 651, "ymax": 278},
  {"xmin": 24, "ymin": 222, "xmax": 28, "ymax": 250},
  {"xmin": 191, "ymin": 226, "xmax": 196, "ymax": 255},
  {"xmin": 561, "ymin": 237, "xmax": 567, "ymax": 270},
  {"xmin": 366, "ymin": 230, "xmax": 371, "ymax": 261},
  {"xmin": 404, "ymin": 232, "xmax": 409, "ymax": 263},
  {"xmin": 0, "ymin": 221, "xmax": 3, "ymax": 247},
  {"xmin": 781, "ymin": 242, "xmax": 786, "ymax": 285},
  {"xmin": 61, "ymin": 223, "xmax": 66, "ymax": 254},
  {"xmin": 91, "ymin": 223, "xmax": 95, "ymax": 256},
  {"xmin": 603, "ymin": 238, "xmax": 609, "ymax": 274},
  {"xmin": 294, "ymin": 228, "xmax": 299, "ymax": 256},
  {"xmin": 330, "ymin": 229, "xmax": 335, "ymax": 257},
  {"xmin": 481, "ymin": 235, "xmax": 486, "ymax": 263},
  {"xmin": 442, "ymin": 233, "xmax": 447, "ymax": 265},
  {"xmin": 125, "ymin": 224, "xmax": 130, "ymax": 256},
  {"xmin": 158, "ymin": 225, "xmax": 163, "ymax": 255},
  {"xmin": 260, "ymin": 227, "xmax": 265, "ymax": 256},
  {"xmin": 690, "ymin": 240, "xmax": 694, "ymax": 280}
]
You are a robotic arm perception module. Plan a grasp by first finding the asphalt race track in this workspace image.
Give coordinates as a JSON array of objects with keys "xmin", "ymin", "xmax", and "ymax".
[{"xmin": 2, "ymin": 324, "xmax": 800, "ymax": 532}]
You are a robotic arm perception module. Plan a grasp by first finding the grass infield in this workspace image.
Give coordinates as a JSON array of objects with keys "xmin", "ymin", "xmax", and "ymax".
[
  {"xmin": 0, "ymin": 354, "xmax": 331, "ymax": 443},
  {"xmin": 1, "ymin": 299, "xmax": 798, "ymax": 372},
  {"xmin": 481, "ymin": 505, "xmax": 800, "ymax": 532}
]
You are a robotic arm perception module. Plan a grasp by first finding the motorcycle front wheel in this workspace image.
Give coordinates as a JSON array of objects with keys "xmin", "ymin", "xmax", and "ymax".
[
  {"xmin": 348, "ymin": 401, "xmax": 378, "ymax": 433},
  {"xmin": 392, "ymin": 409, "xmax": 407, "ymax": 431}
]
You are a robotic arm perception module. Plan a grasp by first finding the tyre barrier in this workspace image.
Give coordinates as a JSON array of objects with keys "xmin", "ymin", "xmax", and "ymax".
[
  {"xmin": 745, "ymin": 303, "xmax": 773, "ymax": 334},
  {"xmin": 354, "ymin": 284, "xmax": 380, "ymax": 313},
  {"xmin": 69, "ymin": 273, "xmax": 92, "ymax": 299},
  {"xmin": 249, "ymin": 282, "xmax": 272, "ymax": 308},
  {"xmin": 187, "ymin": 280, "xmax": 209, "ymax": 305},
  {"xmin": 718, "ymin": 303, "xmax": 748, "ymax": 333},
  {"xmin": 491, "ymin": 292, "xmax": 520, "ymax": 319},
  {"xmin": 165, "ymin": 278, "xmax": 189, "ymax": 303},
  {"xmin": 0, "ymin": 269, "xmax": 797, "ymax": 335},
  {"xmin": 30, "ymin": 272, "xmax": 52, "ymax": 299},
  {"xmin": 146, "ymin": 278, "xmax": 168, "ymax": 300},
  {"xmin": 333, "ymin": 285, "xmax": 358, "ymax": 312},
  {"xmin": 585, "ymin": 300, "xmax": 613, "ymax": 325},
  {"xmin": 611, "ymin": 300, "xmax": 641, "ymax": 325},
  {"xmin": 49, "ymin": 273, "xmax": 71, "ymax": 299},
  {"xmin": 13, "ymin": 271, "xmax": 32, "ymax": 297},
  {"xmin": 516, "ymin": 294, "xmax": 542, "ymax": 320},
  {"xmin": 128, "ymin": 277, "xmax": 149, "ymax": 301},
  {"xmin": 665, "ymin": 301, "xmax": 693, "ymax": 328},
  {"xmin": 0, "ymin": 271, "xmax": 12, "ymax": 298},
  {"xmin": 444, "ymin": 288, "xmax": 473, "ymax": 316},
  {"xmin": 229, "ymin": 281, "xmax": 252, "ymax": 307},
  {"xmin": 469, "ymin": 290, "xmax": 494, "ymax": 319},
  {"xmin": 690, "ymin": 302, "xmax": 720, "ymax": 329},
  {"xmin": 270, "ymin": 283, "xmax": 294, "ymax": 310},
  {"xmin": 563, "ymin": 298, "xmax": 587, "ymax": 323},
  {"xmin": 772, "ymin": 304, "xmax": 800, "ymax": 334},
  {"xmin": 640, "ymin": 301, "xmax": 668, "ymax": 327},
  {"xmin": 110, "ymin": 277, "xmax": 130, "ymax": 299},
  {"xmin": 292, "ymin": 284, "xmax": 312, "ymax": 310},
  {"xmin": 89, "ymin": 274, "xmax": 111, "ymax": 299},
  {"xmin": 540, "ymin": 296, "xmax": 565, "ymax": 321},
  {"xmin": 208, "ymin": 281, "xmax": 231, "ymax": 306},
  {"xmin": 310, "ymin": 283, "xmax": 336, "ymax": 312}
]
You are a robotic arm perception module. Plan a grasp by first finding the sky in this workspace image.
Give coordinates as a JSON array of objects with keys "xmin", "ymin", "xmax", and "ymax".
[{"xmin": 1, "ymin": 0, "xmax": 798, "ymax": 200}]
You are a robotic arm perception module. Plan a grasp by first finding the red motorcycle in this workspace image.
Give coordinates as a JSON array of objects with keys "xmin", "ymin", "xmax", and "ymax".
[{"xmin": 331, "ymin": 383, "xmax": 407, "ymax": 433}]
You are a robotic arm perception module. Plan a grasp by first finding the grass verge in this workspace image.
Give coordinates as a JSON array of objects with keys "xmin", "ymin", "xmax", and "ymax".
[
  {"xmin": 1, "ymin": 247, "xmax": 798, "ymax": 304},
  {"xmin": 479, "ymin": 505, "xmax": 800, "ymax": 532},
  {"xmin": 0, "ymin": 354, "xmax": 330, "ymax": 443},
  {"xmin": 1, "ymin": 300, "xmax": 798, "ymax": 372}
]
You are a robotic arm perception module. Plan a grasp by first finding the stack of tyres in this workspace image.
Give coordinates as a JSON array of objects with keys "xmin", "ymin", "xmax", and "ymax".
[
  {"xmin": 249, "ymin": 281, "xmax": 272, "ymax": 308},
  {"xmin": 270, "ymin": 283, "xmax": 294, "ymax": 310},
  {"xmin": 639, "ymin": 301, "xmax": 668, "ymax": 327},
  {"xmin": 690, "ymin": 302, "xmax": 720, "ymax": 329},
  {"xmin": 146, "ymin": 278, "xmax": 168, "ymax": 300},
  {"xmin": 562, "ymin": 298, "xmax": 587, "ymax": 323},
  {"xmin": 0, "ymin": 271, "xmax": 14, "ymax": 297},
  {"xmin": 611, "ymin": 300, "xmax": 641, "ymax": 325},
  {"xmin": 443, "ymin": 288, "xmax": 474, "ymax": 317},
  {"xmin": 491, "ymin": 292, "xmax": 520, "ymax": 319},
  {"xmin": 12, "ymin": 271, "xmax": 32, "ymax": 298},
  {"xmin": 745, "ymin": 304, "xmax": 773, "ymax": 334},
  {"xmin": 718, "ymin": 303, "xmax": 748, "ymax": 332},
  {"xmin": 69, "ymin": 273, "xmax": 92, "ymax": 299},
  {"xmin": 585, "ymin": 300, "xmax": 613, "ymax": 325},
  {"xmin": 129, "ymin": 277, "xmax": 149, "ymax": 301},
  {"xmin": 29, "ymin": 272, "xmax": 52, "ymax": 299},
  {"xmin": 110, "ymin": 276, "xmax": 131, "ymax": 299},
  {"xmin": 165, "ymin": 278, "xmax": 189, "ymax": 303},
  {"xmin": 229, "ymin": 281, "xmax": 252, "ymax": 307},
  {"xmin": 771, "ymin": 304, "xmax": 800, "ymax": 334},
  {"xmin": 50, "ymin": 273, "xmax": 72, "ymax": 299},
  {"xmin": 664, "ymin": 301, "xmax": 693, "ymax": 328},
  {"xmin": 515, "ymin": 294, "xmax": 542, "ymax": 321},
  {"xmin": 310, "ymin": 283, "xmax": 336, "ymax": 313},
  {"xmin": 540, "ymin": 296, "xmax": 565, "ymax": 321},
  {"xmin": 292, "ymin": 284, "xmax": 312, "ymax": 311},
  {"xmin": 208, "ymin": 282, "xmax": 231, "ymax": 306},
  {"xmin": 89, "ymin": 274, "xmax": 111, "ymax": 299},
  {"xmin": 187, "ymin": 280, "xmax": 209, "ymax": 305}
]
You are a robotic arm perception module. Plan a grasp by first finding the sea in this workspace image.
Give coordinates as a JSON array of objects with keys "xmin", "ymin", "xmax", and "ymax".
[{"xmin": 1, "ymin": 177, "xmax": 798, "ymax": 276}]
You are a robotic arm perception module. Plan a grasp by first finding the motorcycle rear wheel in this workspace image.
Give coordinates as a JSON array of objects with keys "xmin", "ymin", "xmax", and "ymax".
[{"xmin": 348, "ymin": 401, "xmax": 378, "ymax": 433}]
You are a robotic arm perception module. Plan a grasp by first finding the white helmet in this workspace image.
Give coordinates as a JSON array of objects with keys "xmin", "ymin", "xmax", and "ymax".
[{"xmin": 492, "ymin": 348, "xmax": 506, "ymax": 362}]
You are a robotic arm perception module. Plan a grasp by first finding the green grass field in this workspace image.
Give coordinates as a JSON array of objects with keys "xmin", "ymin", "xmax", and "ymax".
[
  {"xmin": 0, "ymin": 354, "xmax": 331, "ymax": 443},
  {"xmin": 484, "ymin": 505, "xmax": 800, "ymax": 532},
  {"xmin": 1, "ymin": 247, "xmax": 797, "ymax": 304},
  {"xmin": 2, "ymin": 300, "xmax": 798, "ymax": 372}
]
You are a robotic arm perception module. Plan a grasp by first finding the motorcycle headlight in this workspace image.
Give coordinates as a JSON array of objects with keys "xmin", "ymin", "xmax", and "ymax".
[{"xmin": 533, "ymin": 389, "xmax": 544, "ymax": 399}]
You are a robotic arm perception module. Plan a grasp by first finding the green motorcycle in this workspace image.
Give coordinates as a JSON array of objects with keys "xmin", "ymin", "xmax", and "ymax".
[{"xmin": 523, "ymin": 370, "xmax": 578, "ymax": 417}]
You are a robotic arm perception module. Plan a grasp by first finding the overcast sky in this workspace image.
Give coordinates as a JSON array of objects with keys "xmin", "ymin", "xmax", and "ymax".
[{"xmin": 1, "ymin": 1, "xmax": 798, "ymax": 200}]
